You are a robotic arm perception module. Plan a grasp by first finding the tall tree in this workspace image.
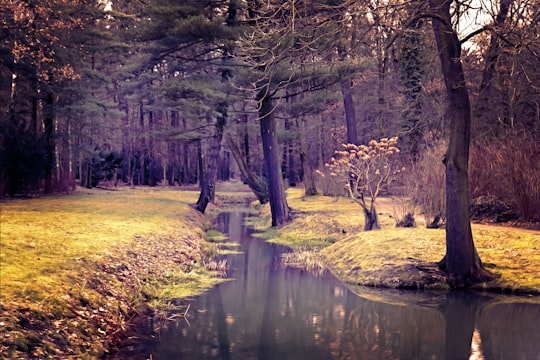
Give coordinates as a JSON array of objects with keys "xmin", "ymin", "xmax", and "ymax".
[
  {"xmin": 471, "ymin": 0, "xmax": 514, "ymax": 137},
  {"xmin": 0, "ymin": 0, "xmax": 101, "ymax": 196},
  {"xmin": 196, "ymin": 0, "xmax": 240, "ymax": 213},
  {"xmin": 257, "ymin": 85, "xmax": 291, "ymax": 226},
  {"xmin": 397, "ymin": 0, "xmax": 426, "ymax": 160},
  {"xmin": 238, "ymin": 0, "xmax": 359, "ymax": 225},
  {"xmin": 429, "ymin": 0, "xmax": 494, "ymax": 287}
]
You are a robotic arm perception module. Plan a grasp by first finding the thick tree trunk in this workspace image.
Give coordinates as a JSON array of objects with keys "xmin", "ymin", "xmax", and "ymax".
[
  {"xmin": 196, "ymin": 108, "xmax": 226, "ymax": 213},
  {"xmin": 363, "ymin": 204, "xmax": 380, "ymax": 231},
  {"xmin": 226, "ymin": 134, "xmax": 268, "ymax": 204},
  {"xmin": 430, "ymin": 0, "xmax": 494, "ymax": 287},
  {"xmin": 258, "ymin": 93, "xmax": 290, "ymax": 226}
]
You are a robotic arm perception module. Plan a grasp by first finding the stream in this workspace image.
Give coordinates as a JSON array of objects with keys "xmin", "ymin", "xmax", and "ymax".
[{"xmin": 113, "ymin": 211, "xmax": 540, "ymax": 360}]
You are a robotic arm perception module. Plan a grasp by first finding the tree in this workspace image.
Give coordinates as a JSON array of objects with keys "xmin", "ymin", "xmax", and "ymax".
[
  {"xmin": 238, "ymin": 0, "xmax": 362, "ymax": 225},
  {"xmin": 0, "ymin": 0, "xmax": 104, "ymax": 196},
  {"xmin": 226, "ymin": 133, "xmax": 269, "ymax": 204},
  {"xmin": 397, "ymin": 0, "xmax": 426, "ymax": 160},
  {"xmin": 130, "ymin": 0, "xmax": 240, "ymax": 211},
  {"xmin": 322, "ymin": 137, "xmax": 403, "ymax": 231},
  {"xmin": 428, "ymin": 0, "xmax": 494, "ymax": 287}
]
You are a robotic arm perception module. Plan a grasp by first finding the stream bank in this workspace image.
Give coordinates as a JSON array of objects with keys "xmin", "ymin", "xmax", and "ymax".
[
  {"xmin": 1, "ymin": 186, "xmax": 253, "ymax": 359},
  {"xmin": 258, "ymin": 188, "xmax": 540, "ymax": 296}
]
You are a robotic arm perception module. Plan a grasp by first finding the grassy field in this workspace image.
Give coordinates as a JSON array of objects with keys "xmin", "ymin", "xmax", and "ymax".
[
  {"xmin": 262, "ymin": 188, "xmax": 540, "ymax": 295},
  {"xmin": 0, "ymin": 186, "xmax": 226, "ymax": 358}
]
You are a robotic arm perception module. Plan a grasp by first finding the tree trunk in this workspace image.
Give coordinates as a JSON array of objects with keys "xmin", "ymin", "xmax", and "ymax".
[
  {"xmin": 398, "ymin": 3, "xmax": 425, "ymax": 161},
  {"xmin": 258, "ymin": 92, "xmax": 290, "ymax": 226},
  {"xmin": 226, "ymin": 134, "xmax": 268, "ymax": 204},
  {"xmin": 196, "ymin": 107, "xmax": 227, "ymax": 213},
  {"xmin": 429, "ymin": 0, "xmax": 494, "ymax": 287},
  {"xmin": 298, "ymin": 117, "xmax": 318, "ymax": 196},
  {"xmin": 43, "ymin": 87, "xmax": 55, "ymax": 194},
  {"xmin": 472, "ymin": 0, "xmax": 513, "ymax": 137},
  {"xmin": 363, "ymin": 204, "xmax": 380, "ymax": 231},
  {"xmin": 284, "ymin": 118, "xmax": 297, "ymax": 186},
  {"xmin": 341, "ymin": 79, "xmax": 358, "ymax": 145},
  {"xmin": 197, "ymin": 138, "xmax": 203, "ymax": 188}
]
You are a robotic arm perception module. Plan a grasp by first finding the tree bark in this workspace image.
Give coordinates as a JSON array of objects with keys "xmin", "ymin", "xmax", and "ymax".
[
  {"xmin": 258, "ymin": 92, "xmax": 290, "ymax": 226},
  {"xmin": 341, "ymin": 79, "xmax": 358, "ymax": 144},
  {"xmin": 472, "ymin": 0, "xmax": 513, "ymax": 137},
  {"xmin": 43, "ymin": 86, "xmax": 55, "ymax": 194},
  {"xmin": 341, "ymin": 79, "xmax": 358, "ymax": 145},
  {"xmin": 196, "ymin": 107, "xmax": 226, "ymax": 213},
  {"xmin": 429, "ymin": 0, "xmax": 494, "ymax": 287},
  {"xmin": 363, "ymin": 204, "xmax": 380, "ymax": 231},
  {"xmin": 226, "ymin": 134, "xmax": 268, "ymax": 204},
  {"xmin": 298, "ymin": 117, "xmax": 318, "ymax": 196},
  {"xmin": 337, "ymin": 41, "xmax": 358, "ymax": 145}
]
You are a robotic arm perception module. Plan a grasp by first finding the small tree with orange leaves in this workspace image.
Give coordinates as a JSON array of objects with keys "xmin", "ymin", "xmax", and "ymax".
[{"xmin": 321, "ymin": 137, "xmax": 403, "ymax": 230}]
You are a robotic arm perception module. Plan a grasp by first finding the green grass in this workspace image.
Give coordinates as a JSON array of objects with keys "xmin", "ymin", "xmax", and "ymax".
[
  {"xmin": 205, "ymin": 229, "xmax": 228, "ymax": 242},
  {"xmin": 1, "ymin": 188, "xmax": 200, "ymax": 298},
  {"xmin": 262, "ymin": 188, "xmax": 540, "ymax": 294},
  {"xmin": 0, "ymin": 186, "xmax": 223, "ymax": 358}
]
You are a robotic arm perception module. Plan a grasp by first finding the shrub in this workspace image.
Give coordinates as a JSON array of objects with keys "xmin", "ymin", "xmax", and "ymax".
[
  {"xmin": 391, "ymin": 197, "xmax": 417, "ymax": 227},
  {"xmin": 321, "ymin": 137, "xmax": 404, "ymax": 230},
  {"xmin": 407, "ymin": 140, "xmax": 446, "ymax": 228},
  {"xmin": 470, "ymin": 128, "xmax": 540, "ymax": 222}
]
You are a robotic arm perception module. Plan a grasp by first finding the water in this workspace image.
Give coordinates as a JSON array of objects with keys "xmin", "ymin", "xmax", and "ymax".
[{"xmin": 113, "ymin": 211, "xmax": 540, "ymax": 360}]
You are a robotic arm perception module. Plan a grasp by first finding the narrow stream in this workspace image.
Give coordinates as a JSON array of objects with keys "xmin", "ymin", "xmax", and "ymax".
[{"xmin": 114, "ymin": 211, "xmax": 540, "ymax": 360}]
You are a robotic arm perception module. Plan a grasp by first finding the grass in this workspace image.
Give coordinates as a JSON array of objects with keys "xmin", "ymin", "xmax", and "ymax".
[
  {"xmin": 1, "ymin": 182, "xmax": 537, "ymax": 356},
  {"xmin": 259, "ymin": 187, "xmax": 540, "ymax": 295},
  {"xmin": 0, "ymin": 186, "xmax": 225, "ymax": 358}
]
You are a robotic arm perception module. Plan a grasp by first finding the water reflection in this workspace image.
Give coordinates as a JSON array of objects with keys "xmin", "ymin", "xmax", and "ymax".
[{"xmin": 112, "ymin": 212, "xmax": 540, "ymax": 360}]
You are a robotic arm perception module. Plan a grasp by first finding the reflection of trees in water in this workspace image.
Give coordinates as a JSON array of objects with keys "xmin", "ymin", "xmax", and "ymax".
[
  {"xmin": 337, "ymin": 296, "xmax": 444, "ymax": 359},
  {"xmin": 337, "ymin": 290, "xmax": 540, "ymax": 360},
  {"xmin": 116, "ymin": 212, "xmax": 540, "ymax": 359},
  {"xmin": 478, "ymin": 302, "xmax": 540, "ymax": 360}
]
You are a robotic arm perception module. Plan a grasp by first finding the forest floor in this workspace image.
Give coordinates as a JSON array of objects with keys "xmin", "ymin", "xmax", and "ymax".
[{"xmin": 0, "ymin": 185, "xmax": 253, "ymax": 359}]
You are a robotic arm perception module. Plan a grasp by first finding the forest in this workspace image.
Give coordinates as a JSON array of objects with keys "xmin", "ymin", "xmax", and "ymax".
[
  {"xmin": 1, "ymin": 1, "xmax": 539, "ymax": 280},
  {"xmin": 1, "ymin": 1, "xmax": 540, "ymax": 357}
]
